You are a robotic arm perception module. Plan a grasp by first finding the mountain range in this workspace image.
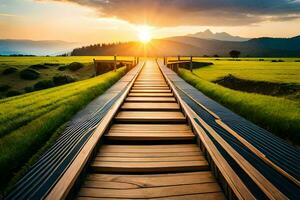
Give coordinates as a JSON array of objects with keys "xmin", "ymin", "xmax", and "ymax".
[
  {"xmin": 0, "ymin": 40, "xmax": 78, "ymax": 56},
  {"xmin": 70, "ymin": 36, "xmax": 300, "ymax": 57},
  {"xmin": 187, "ymin": 29, "xmax": 250, "ymax": 42},
  {"xmin": 1, "ymin": 31, "xmax": 300, "ymax": 57}
]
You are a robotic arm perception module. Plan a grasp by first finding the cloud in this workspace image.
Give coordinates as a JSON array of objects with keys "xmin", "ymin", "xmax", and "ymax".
[
  {"xmin": 0, "ymin": 13, "xmax": 18, "ymax": 17},
  {"xmin": 39, "ymin": 0, "xmax": 300, "ymax": 26}
]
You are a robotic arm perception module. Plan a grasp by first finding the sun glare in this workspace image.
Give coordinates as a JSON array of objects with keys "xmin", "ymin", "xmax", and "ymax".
[{"xmin": 138, "ymin": 26, "xmax": 152, "ymax": 43}]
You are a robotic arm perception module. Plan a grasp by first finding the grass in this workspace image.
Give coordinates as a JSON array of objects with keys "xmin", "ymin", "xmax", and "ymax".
[
  {"xmin": 191, "ymin": 58, "xmax": 300, "ymax": 84},
  {"xmin": 0, "ymin": 67, "xmax": 126, "ymax": 190},
  {"xmin": 178, "ymin": 68, "xmax": 300, "ymax": 145},
  {"xmin": 0, "ymin": 56, "xmax": 134, "ymax": 97}
]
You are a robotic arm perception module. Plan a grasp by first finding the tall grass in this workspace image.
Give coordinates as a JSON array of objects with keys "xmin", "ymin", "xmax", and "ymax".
[
  {"xmin": 0, "ymin": 67, "xmax": 126, "ymax": 188},
  {"xmin": 178, "ymin": 68, "xmax": 300, "ymax": 145}
]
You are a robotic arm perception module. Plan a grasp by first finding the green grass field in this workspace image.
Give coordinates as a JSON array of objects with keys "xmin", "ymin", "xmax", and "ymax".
[
  {"xmin": 178, "ymin": 68, "xmax": 300, "ymax": 145},
  {"xmin": 191, "ymin": 58, "xmax": 300, "ymax": 84},
  {"xmin": 0, "ymin": 67, "xmax": 126, "ymax": 190},
  {"xmin": 0, "ymin": 56, "xmax": 134, "ymax": 98}
]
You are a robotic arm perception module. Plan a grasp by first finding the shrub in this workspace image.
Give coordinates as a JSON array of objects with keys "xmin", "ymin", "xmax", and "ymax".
[
  {"xmin": 6, "ymin": 90, "xmax": 22, "ymax": 97},
  {"xmin": 2, "ymin": 67, "xmax": 18, "ymax": 75},
  {"xmin": 53, "ymin": 75, "xmax": 75, "ymax": 86},
  {"xmin": 34, "ymin": 80, "xmax": 54, "ymax": 90},
  {"xmin": 44, "ymin": 63, "xmax": 60, "ymax": 66},
  {"xmin": 0, "ymin": 85, "xmax": 11, "ymax": 92},
  {"xmin": 24, "ymin": 86, "xmax": 34, "ymax": 93},
  {"xmin": 67, "ymin": 62, "xmax": 84, "ymax": 71},
  {"xmin": 229, "ymin": 50, "xmax": 241, "ymax": 58},
  {"xmin": 20, "ymin": 69, "xmax": 40, "ymax": 80},
  {"xmin": 29, "ymin": 64, "xmax": 48, "ymax": 70},
  {"xmin": 57, "ymin": 66, "xmax": 67, "ymax": 71}
]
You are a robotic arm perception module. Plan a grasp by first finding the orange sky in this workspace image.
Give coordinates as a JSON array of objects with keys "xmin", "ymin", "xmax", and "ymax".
[{"xmin": 0, "ymin": 0, "xmax": 300, "ymax": 44}]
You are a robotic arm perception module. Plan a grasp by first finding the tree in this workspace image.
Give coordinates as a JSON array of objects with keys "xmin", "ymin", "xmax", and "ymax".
[{"xmin": 229, "ymin": 50, "xmax": 241, "ymax": 58}]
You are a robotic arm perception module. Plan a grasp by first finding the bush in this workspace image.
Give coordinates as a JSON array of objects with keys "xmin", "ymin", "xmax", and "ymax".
[
  {"xmin": 0, "ymin": 84, "xmax": 11, "ymax": 92},
  {"xmin": 271, "ymin": 59, "xmax": 284, "ymax": 63},
  {"xmin": 53, "ymin": 75, "xmax": 75, "ymax": 86},
  {"xmin": 67, "ymin": 62, "xmax": 84, "ymax": 71},
  {"xmin": 24, "ymin": 86, "xmax": 34, "ymax": 93},
  {"xmin": 57, "ymin": 66, "xmax": 67, "ymax": 71},
  {"xmin": 0, "ymin": 85, "xmax": 11, "ymax": 92},
  {"xmin": 6, "ymin": 90, "xmax": 22, "ymax": 97},
  {"xmin": 34, "ymin": 80, "xmax": 54, "ymax": 90},
  {"xmin": 2, "ymin": 67, "xmax": 18, "ymax": 75},
  {"xmin": 44, "ymin": 63, "xmax": 60, "ymax": 66},
  {"xmin": 29, "ymin": 64, "xmax": 48, "ymax": 70},
  {"xmin": 20, "ymin": 69, "xmax": 40, "ymax": 80}
]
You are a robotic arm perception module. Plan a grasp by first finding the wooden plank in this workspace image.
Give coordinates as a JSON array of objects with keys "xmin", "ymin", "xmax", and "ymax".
[
  {"xmin": 130, "ymin": 89, "xmax": 171, "ymax": 93},
  {"xmin": 121, "ymin": 102, "xmax": 180, "ymax": 110},
  {"xmin": 78, "ymin": 183, "xmax": 220, "ymax": 198},
  {"xmin": 110, "ymin": 124, "xmax": 191, "ymax": 131},
  {"xmin": 134, "ymin": 83, "xmax": 168, "ymax": 87},
  {"xmin": 86, "ymin": 171, "xmax": 214, "ymax": 182},
  {"xmin": 125, "ymin": 97, "xmax": 176, "ymax": 102},
  {"xmin": 134, "ymin": 82, "xmax": 168, "ymax": 85},
  {"xmin": 128, "ymin": 93, "xmax": 173, "ymax": 97},
  {"xmin": 91, "ymin": 161, "xmax": 209, "ymax": 173},
  {"xmin": 132, "ymin": 86, "xmax": 170, "ymax": 90},
  {"xmin": 115, "ymin": 111, "xmax": 186, "ymax": 123},
  {"xmin": 98, "ymin": 151, "xmax": 203, "ymax": 158},
  {"xmin": 105, "ymin": 134, "xmax": 194, "ymax": 141},
  {"xmin": 94, "ymin": 156, "xmax": 205, "ymax": 162},
  {"xmin": 99, "ymin": 144, "xmax": 199, "ymax": 149},
  {"xmin": 99, "ymin": 145, "xmax": 200, "ymax": 153},
  {"xmin": 77, "ymin": 192, "xmax": 225, "ymax": 200}
]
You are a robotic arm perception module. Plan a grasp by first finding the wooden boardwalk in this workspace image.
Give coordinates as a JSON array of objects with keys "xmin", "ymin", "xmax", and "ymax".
[{"xmin": 76, "ymin": 61, "xmax": 225, "ymax": 199}]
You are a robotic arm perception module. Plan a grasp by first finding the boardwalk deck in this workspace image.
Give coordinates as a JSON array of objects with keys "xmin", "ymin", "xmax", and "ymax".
[{"xmin": 76, "ymin": 60, "xmax": 225, "ymax": 199}]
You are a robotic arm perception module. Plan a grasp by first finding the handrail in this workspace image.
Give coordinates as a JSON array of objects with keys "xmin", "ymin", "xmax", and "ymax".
[
  {"xmin": 157, "ymin": 61, "xmax": 254, "ymax": 200},
  {"xmin": 158, "ymin": 60, "xmax": 288, "ymax": 200},
  {"xmin": 45, "ymin": 62, "xmax": 145, "ymax": 200}
]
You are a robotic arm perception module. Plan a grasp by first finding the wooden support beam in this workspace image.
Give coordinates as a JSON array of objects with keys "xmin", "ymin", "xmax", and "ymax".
[
  {"xmin": 114, "ymin": 55, "xmax": 117, "ymax": 72},
  {"xmin": 190, "ymin": 56, "xmax": 193, "ymax": 72}
]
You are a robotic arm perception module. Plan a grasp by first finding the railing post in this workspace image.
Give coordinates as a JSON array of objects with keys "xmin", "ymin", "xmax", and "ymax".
[
  {"xmin": 164, "ymin": 57, "xmax": 166, "ymax": 65},
  {"xmin": 93, "ymin": 59, "xmax": 97, "ymax": 76},
  {"xmin": 113, "ymin": 55, "xmax": 117, "ymax": 72},
  {"xmin": 178, "ymin": 55, "xmax": 180, "ymax": 61},
  {"xmin": 190, "ymin": 56, "xmax": 193, "ymax": 72}
]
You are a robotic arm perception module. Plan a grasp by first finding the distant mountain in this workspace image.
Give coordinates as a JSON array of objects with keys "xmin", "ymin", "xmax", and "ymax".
[
  {"xmin": 187, "ymin": 29, "xmax": 250, "ymax": 42},
  {"xmin": 0, "ymin": 39, "xmax": 79, "ymax": 55},
  {"xmin": 71, "ymin": 36, "xmax": 300, "ymax": 57},
  {"xmin": 166, "ymin": 35, "xmax": 300, "ymax": 57}
]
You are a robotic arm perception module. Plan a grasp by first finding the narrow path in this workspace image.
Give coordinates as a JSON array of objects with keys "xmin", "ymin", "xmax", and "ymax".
[{"xmin": 76, "ymin": 60, "xmax": 225, "ymax": 199}]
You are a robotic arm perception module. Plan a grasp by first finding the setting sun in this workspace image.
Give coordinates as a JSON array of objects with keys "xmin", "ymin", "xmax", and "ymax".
[{"xmin": 137, "ymin": 26, "xmax": 152, "ymax": 43}]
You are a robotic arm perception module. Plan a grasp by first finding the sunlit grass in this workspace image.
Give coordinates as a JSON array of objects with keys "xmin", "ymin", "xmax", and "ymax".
[
  {"xmin": 192, "ymin": 59, "xmax": 300, "ymax": 84},
  {"xmin": 178, "ymin": 68, "xmax": 300, "ymax": 145},
  {"xmin": 167, "ymin": 57, "xmax": 300, "ymax": 84},
  {"xmin": 0, "ymin": 67, "xmax": 126, "ymax": 188}
]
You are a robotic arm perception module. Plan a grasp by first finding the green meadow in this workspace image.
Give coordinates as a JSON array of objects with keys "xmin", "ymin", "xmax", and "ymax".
[
  {"xmin": 178, "ymin": 58, "xmax": 300, "ymax": 145},
  {"xmin": 192, "ymin": 58, "xmax": 300, "ymax": 84},
  {"xmin": 0, "ymin": 56, "xmax": 133, "ymax": 98},
  {"xmin": 0, "ymin": 67, "xmax": 126, "ymax": 190}
]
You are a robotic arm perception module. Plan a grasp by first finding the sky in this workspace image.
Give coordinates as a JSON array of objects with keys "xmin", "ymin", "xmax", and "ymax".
[{"xmin": 0, "ymin": 0, "xmax": 300, "ymax": 44}]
